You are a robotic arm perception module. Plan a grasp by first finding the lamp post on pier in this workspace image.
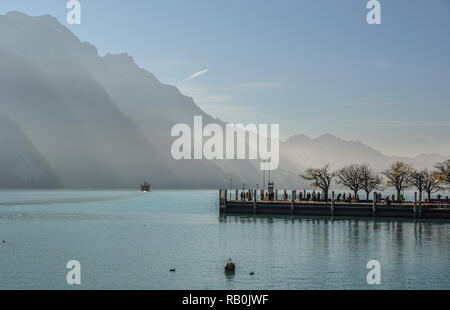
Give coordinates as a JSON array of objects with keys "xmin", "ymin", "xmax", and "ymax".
[
  {"xmin": 229, "ymin": 178, "xmax": 232, "ymax": 200},
  {"xmin": 262, "ymin": 160, "xmax": 266, "ymax": 192}
]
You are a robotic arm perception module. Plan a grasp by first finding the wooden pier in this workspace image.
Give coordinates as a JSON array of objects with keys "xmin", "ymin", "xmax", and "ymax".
[{"xmin": 219, "ymin": 189, "xmax": 450, "ymax": 220}]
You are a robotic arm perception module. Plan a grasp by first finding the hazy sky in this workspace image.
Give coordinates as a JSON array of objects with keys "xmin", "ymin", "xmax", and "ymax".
[{"xmin": 1, "ymin": 0, "xmax": 449, "ymax": 156}]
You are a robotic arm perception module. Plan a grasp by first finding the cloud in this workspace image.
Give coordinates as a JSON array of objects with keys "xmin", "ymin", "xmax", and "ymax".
[
  {"xmin": 177, "ymin": 85, "xmax": 234, "ymax": 104},
  {"xmin": 185, "ymin": 68, "xmax": 210, "ymax": 81},
  {"xmin": 348, "ymin": 120, "xmax": 450, "ymax": 127},
  {"xmin": 228, "ymin": 82, "xmax": 279, "ymax": 91}
]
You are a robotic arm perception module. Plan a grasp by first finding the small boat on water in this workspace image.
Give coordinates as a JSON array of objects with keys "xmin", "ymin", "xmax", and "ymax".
[
  {"xmin": 140, "ymin": 182, "xmax": 151, "ymax": 192},
  {"xmin": 224, "ymin": 258, "xmax": 235, "ymax": 272}
]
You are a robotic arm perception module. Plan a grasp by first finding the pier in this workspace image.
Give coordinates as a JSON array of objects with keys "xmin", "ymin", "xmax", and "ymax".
[{"xmin": 219, "ymin": 189, "xmax": 450, "ymax": 219}]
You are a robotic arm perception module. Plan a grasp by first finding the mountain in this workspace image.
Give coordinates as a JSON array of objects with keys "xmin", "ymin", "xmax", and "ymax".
[
  {"xmin": 0, "ymin": 12, "xmax": 447, "ymax": 189},
  {"xmin": 282, "ymin": 134, "xmax": 389, "ymax": 171},
  {"xmin": 0, "ymin": 11, "xmax": 259, "ymax": 189},
  {"xmin": 280, "ymin": 133, "xmax": 448, "ymax": 173},
  {"xmin": 0, "ymin": 12, "xmax": 180, "ymax": 188},
  {"xmin": 0, "ymin": 115, "xmax": 59, "ymax": 188}
]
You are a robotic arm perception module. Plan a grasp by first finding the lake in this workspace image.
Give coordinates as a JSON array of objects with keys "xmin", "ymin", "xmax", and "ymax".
[{"xmin": 0, "ymin": 190, "xmax": 449, "ymax": 289}]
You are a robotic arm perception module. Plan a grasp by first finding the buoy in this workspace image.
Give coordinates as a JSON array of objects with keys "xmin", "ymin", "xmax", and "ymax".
[
  {"xmin": 249, "ymin": 272, "xmax": 254, "ymax": 275},
  {"xmin": 170, "ymin": 269, "xmax": 176, "ymax": 272},
  {"xmin": 224, "ymin": 258, "xmax": 235, "ymax": 272}
]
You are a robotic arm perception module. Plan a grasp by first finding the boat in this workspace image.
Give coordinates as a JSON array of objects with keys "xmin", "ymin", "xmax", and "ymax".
[
  {"xmin": 224, "ymin": 258, "xmax": 235, "ymax": 272},
  {"xmin": 140, "ymin": 182, "xmax": 151, "ymax": 192}
]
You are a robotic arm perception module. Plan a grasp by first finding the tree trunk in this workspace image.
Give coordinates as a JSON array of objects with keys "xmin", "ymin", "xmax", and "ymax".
[
  {"xmin": 427, "ymin": 190, "xmax": 431, "ymax": 201},
  {"xmin": 366, "ymin": 191, "xmax": 370, "ymax": 201}
]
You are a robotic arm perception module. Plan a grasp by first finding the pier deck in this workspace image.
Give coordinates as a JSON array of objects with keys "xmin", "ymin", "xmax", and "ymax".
[{"xmin": 219, "ymin": 190, "xmax": 450, "ymax": 220}]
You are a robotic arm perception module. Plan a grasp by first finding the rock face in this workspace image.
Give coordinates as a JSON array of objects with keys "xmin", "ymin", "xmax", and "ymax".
[{"xmin": 0, "ymin": 115, "xmax": 59, "ymax": 188}]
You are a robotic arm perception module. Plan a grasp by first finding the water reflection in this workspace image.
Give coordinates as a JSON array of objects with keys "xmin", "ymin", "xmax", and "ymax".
[
  {"xmin": 224, "ymin": 270, "xmax": 235, "ymax": 281},
  {"xmin": 220, "ymin": 214, "xmax": 449, "ymax": 226},
  {"xmin": 219, "ymin": 214, "xmax": 450, "ymax": 253}
]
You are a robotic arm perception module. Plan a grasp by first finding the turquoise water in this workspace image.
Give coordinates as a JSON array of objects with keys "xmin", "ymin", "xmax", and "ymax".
[{"xmin": 0, "ymin": 190, "xmax": 449, "ymax": 290}]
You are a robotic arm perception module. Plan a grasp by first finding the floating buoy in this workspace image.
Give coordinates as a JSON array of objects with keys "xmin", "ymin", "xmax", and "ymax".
[
  {"xmin": 249, "ymin": 272, "xmax": 254, "ymax": 275},
  {"xmin": 170, "ymin": 269, "xmax": 176, "ymax": 272},
  {"xmin": 224, "ymin": 258, "xmax": 235, "ymax": 272}
]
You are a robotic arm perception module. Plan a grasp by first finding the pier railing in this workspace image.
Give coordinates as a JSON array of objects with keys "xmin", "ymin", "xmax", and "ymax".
[
  {"xmin": 221, "ymin": 189, "xmax": 449, "ymax": 206},
  {"xmin": 219, "ymin": 189, "xmax": 450, "ymax": 219}
]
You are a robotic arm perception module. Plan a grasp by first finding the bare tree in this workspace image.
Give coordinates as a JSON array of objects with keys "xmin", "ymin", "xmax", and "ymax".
[
  {"xmin": 425, "ymin": 173, "xmax": 443, "ymax": 201},
  {"xmin": 382, "ymin": 161, "xmax": 412, "ymax": 200},
  {"xmin": 408, "ymin": 168, "xmax": 427, "ymax": 199},
  {"xmin": 336, "ymin": 164, "xmax": 363, "ymax": 198},
  {"xmin": 360, "ymin": 163, "xmax": 383, "ymax": 201},
  {"xmin": 300, "ymin": 164, "xmax": 335, "ymax": 201},
  {"xmin": 435, "ymin": 159, "xmax": 450, "ymax": 188},
  {"xmin": 408, "ymin": 168, "xmax": 442, "ymax": 200}
]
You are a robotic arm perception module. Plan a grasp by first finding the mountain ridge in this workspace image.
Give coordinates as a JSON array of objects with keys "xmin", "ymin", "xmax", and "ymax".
[
  {"xmin": 0, "ymin": 11, "xmax": 447, "ymax": 189},
  {"xmin": 0, "ymin": 115, "xmax": 60, "ymax": 188}
]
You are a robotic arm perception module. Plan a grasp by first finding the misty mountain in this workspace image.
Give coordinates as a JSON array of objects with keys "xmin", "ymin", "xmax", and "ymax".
[
  {"xmin": 89, "ymin": 51, "xmax": 260, "ymax": 188},
  {"xmin": 280, "ymin": 133, "xmax": 448, "ymax": 177},
  {"xmin": 282, "ymin": 134, "xmax": 389, "ymax": 171},
  {"xmin": 0, "ymin": 12, "xmax": 182, "ymax": 188},
  {"xmin": 0, "ymin": 11, "xmax": 259, "ymax": 189},
  {"xmin": 0, "ymin": 115, "xmax": 59, "ymax": 188},
  {"xmin": 0, "ymin": 11, "xmax": 447, "ymax": 189}
]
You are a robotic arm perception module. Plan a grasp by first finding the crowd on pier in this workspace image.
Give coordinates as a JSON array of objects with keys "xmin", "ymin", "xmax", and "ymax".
[
  {"xmin": 232, "ymin": 160, "xmax": 450, "ymax": 206},
  {"xmin": 237, "ymin": 189, "xmax": 449, "ymax": 204}
]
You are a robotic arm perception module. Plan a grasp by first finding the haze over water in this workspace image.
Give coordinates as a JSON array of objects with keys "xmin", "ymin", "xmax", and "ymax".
[{"xmin": 0, "ymin": 190, "xmax": 449, "ymax": 289}]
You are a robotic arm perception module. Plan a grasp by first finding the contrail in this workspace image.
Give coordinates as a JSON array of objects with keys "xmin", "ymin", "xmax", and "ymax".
[{"xmin": 185, "ymin": 68, "xmax": 210, "ymax": 81}]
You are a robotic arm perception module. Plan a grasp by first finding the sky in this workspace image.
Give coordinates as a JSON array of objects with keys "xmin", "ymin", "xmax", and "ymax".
[{"xmin": 1, "ymin": 0, "xmax": 449, "ymax": 157}]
